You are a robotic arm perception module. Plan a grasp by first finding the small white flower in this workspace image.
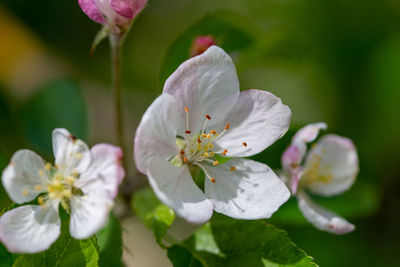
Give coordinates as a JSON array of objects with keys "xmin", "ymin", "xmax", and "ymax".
[
  {"xmin": 134, "ymin": 46, "xmax": 291, "ymax": 224},
  {"xmin": 281, "ymin": 123, "xmax": 359, "ymax": 234},
  {"xmin": 0, "ymin": 129, "xmax": 125, "ymax": 253}
]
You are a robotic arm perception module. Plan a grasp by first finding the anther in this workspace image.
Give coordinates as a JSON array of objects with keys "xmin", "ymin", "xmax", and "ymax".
[
  {"xmin": 206, "ymin": 114, "xmax": 211, "ymax": 120},
  {"xmin": 222, "ymin": 149, "xmax": 228, "ymax": 156},
  {"xmin": 225, "ymin": 123, "xmax": 230, "ymax": 130},
  {"xmin": 242, "ymin": 142, "xmax": 247, "ymax": 147},
  {"xmin": 45, "ymin": 163, "xmax": 52, "ymax": 171},
  {"xmin": 210, "ymin": 130, "xmax": 217, "ymax": 135},
  {"xmin": 185, "ymin": 130, "xmax": 191, "ymax": 134},
  {"xmin": 34, "ymin": 185, "xmax": 42, "ymax": 191},
  {"xmin": 197, "ymin": 137, "xmax": 202, "ymax": 143},
  {"xmin": 184, "ymin": 107, "xmax": 189, "ymax": 113},
  {"xmin": 206, "ymin": 134, "xmax": 211, "ymax": 139},
  {"xmin": 38, "ymin": 196, "xmax": 45, "ymax": 206},
  {"xmin": 230, "ymin": 166, "xmax": 236, "ymax": 172},
  {"xmin": 210, "ymin": 177, "xmax": 216, "ymax": 183},
  {"xmin": 213, "ymin": 161, "xmax": 219, "ymax": 166},
  {"xmin": 22, "ymin": 189, "xmax": 29, "ymax": 196},
  {"xmin": 180, "ymin": 150, "xmax": 185, "ymax": 155},
  {"xmin": 183, "ymin": 157, "xmax": 188, "ymax": 163}
]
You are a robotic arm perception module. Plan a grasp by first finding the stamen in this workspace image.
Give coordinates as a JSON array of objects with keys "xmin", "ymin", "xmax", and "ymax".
[
  {"xmin": 206, "ymin": 114, "xmax": 211, "ymax": 120},
  {"xmin": 225, "ymin": 123, "xmax": 230, "ymax": 130},
  {"xmin": 201, "ymin": 114, "xmax": 211, "ymax": 134},
  {"xmin": 185, "ymin": 130, "xmax": 191, "ymax": 134},
  {"xmin": 184, "ymin": 107, "xmax": 190, "ymax": 134},
  {"xmin": 213, "ymin": 161, "xmax": 219, "ymax": 166},
  {"xmin": 242, "ymin": 142, "xmax": 247, "ymax": 147},
  {"xmin": 195, "ymin": 164, "xmax": 216, "ymax": 184},
  {"xmin": 180, "ymin": 150, "xmax": 185, "ymax": 155},
  {"xmin": 197, "ymin": 137, "xmax": 202, "ymax": 143},
  {"xmin": 22, "ymin": 189, "xmax": 29, "ymax": 196},
  {"xmin": 34, "ymin": 185, "xmax": 42, "ymax": 191},
  {"xmin": 203, "ymin": 152, "xmax": 210, "ymax": 158},
  {"xmin": 45, "ymin": 163, "xmax": 52, "ymax": 171},
  {"xmin": 210, "ymin": 130, "xmax": 217, "ymax": 135},
  {"xmin": 38, "ymin": 196, "xmax": 45, "ymax": 206},
  {"xmin": 222, "ymin": 149, "xmax": 228, "ymax": 156},
  {"xmin": 230, "ymin": 166, "xmax": 236, "ymax": 172},
  {"xmin": 183, "ymin": 157, "xmax": 188, "ymax": 163}
]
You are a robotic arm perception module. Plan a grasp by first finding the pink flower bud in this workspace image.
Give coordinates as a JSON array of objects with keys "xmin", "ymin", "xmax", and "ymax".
[
  {"xmin": 190, "ymin": 35, "xmax": 217, "ymax": 57},
  {"xmin": 78, "ymin": 0, "xmax": 147, "ymax": 27}
]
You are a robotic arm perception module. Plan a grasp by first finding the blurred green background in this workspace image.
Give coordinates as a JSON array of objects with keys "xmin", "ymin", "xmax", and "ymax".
[{"xmin": 0, "ymin": 0, "xmax": 399, "ymax": 266}]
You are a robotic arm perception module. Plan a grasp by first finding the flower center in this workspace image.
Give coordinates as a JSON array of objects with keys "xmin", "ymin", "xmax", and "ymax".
[
  {"xmin": 170, "ymin": 107, "xmax": 246, "ymax": 183},
  {"xmin": 35, "ymin": 163, "xmax": 83, "ymax": 211}
]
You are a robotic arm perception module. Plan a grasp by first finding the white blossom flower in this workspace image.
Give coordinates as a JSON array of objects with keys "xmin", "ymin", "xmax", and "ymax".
[
  {"xmin": 281, "ymin": 123, "xmax": 359, "ymax": 234},
  {"xmin": 0, "ymin": 129, "xmax": 124, "ymax": 253},
  {"xmin": 134, "ymin": 46, "xmax": 291, "ymax": 224}
]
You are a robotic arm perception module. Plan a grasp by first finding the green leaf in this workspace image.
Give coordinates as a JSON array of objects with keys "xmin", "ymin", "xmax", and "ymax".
[
  {"xmin": 0, "ymin": 243, "xmax": 17, "ymax": 267},
  {"xmin": 167, "ymin": 214, "xmax": 317, "ymax": 267},
  {"xmin": 18, "ymin": 79, "xmax": 88, "ymax": 157},
  {"xmin": 159, "ymin": 10, "xmax": 255, "ymax": 88},
  {"xmin": 13, "ymin": 221, "xmax": 99, "ymax": 267},
  {"xmin": 131, "ymin": 187, "xmax": 175, "ymax": 247},
  {"xmin": 96, "ymin": 214, "xmax": 123, "ymax": 267}
]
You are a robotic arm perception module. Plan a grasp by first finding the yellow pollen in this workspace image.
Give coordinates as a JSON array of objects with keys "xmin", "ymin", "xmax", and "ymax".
[
  {"xmin": 230, "ymin": 166, "xmax": 236, "ymax": 171},
  {"xmin": 63, "ymin": 190, "xmax": 72, "ymax": 198},
  {"xmin": 210, "ymin": 152, "xmax": 215, "ymax": 156},
  {"xmin": 213, "ymin": 161, "xmax": 219, "ymax": 166},
  {"xmin": 38, "ymin": 196, "xmax": 45, "ymax": 206},
  {"xmin": 22, "ymin": 189, "xmax": 29, "ymax": 196},
  {"xmin": 203, "ymin": 152, "xmax": 210, "ymax": 158},
  {"xmin": 206, "ymin": 134, "xmax": 211, "ymax": 139},
  {"xmin": 34, "ymin": 185, "xmax": 42, "ymax": 191},
  {"xmin": 202, "ymin": 133, "xmax": 207, "ymax": 138},
  {"xmin": 65, "ymin": 176, "xmax": 75, "ymax": 185},
  {"xmin": 208, "ymin": 144, "xmax": 214, "ymax": 149},
  {"xmin": 45, "ymin": 163, "xmax": 52, "ymax": 171}
]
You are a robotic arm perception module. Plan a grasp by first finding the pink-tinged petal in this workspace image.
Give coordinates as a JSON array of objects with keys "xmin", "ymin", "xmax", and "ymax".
[
  {"xmin": 76, "ymin": 144, "xmax": 125, "ymax": 198},
  {"xmin": 2, "ymin": 150, "xmax": 48, "ymax": 204},
  {"xmin": 52, "ymin": 128, "xmax": 91, "ymax": 174},
  {"xmin": 203, "ymin": 158, "xmax": 290, "ymax": 219},
  {"xmin": 302, "ymin": 134, "xmax": 359, "ymax": 197},
  {"xmin": 70, "ymin": 189, "xmax": 112, "ymax": 239},
  {"xmin": 292, "ymin": 122, "xmax": 327, "ymax": 145},
  {"xmin": 111, "ymin": 0, "xmax": 147, "ymax": 19},
  {"xmin": 297, "ymin": 191, "xmax": 355, "ymax": 234},
  {"xmin": 163, "ymin": 46, "xmax": 240, "ymax": 135},
  {"xmin": 134, "ymin": 94, "xmax": 182, "ymax": 174},
  {"xmin": 78, "ymin": 0, "xmax": 106, "ymax": 24},
  {"xmin": 147, "ymin": 157, "xmax": 213, "ymax": 224},
  {"xmin": 281, "ymin": 144, "xmax": 302, "ymax": 173},
  {"xmin": 214, "ymin": 90, "xmax": 291, "ymax": 157},
  {"xmin": 0, "ymin": 202, "xmax": 61, "ymax": 253},
  {"xmin": 190, "ymin": 35, "xmax": 217, "ymax": 57}
]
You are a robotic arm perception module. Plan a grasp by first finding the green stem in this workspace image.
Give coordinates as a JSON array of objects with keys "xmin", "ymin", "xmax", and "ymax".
[{"xmin": 110, "ymin": 33, "xmax": 125, "ymax": 153}]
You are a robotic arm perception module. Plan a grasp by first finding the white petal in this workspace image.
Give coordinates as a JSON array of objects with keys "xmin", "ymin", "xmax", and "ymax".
[
  {"xmin": 292, "ymin": 122, "xmax": 327, "ymax": 145},
  {"xmin": 76, "ymin": 144, "xmax": 125, "ymax": 198},
  {"xmin": 69, "ymin": 189, "xmax": 112, "ymax": 239},
  {"xmin": 163, "ymin": 46, "xmax": 240, "ymax": 134},
  {"xmin": 203, "ymin": 158, "xmax": 290, "ymax": 219},
  {"xmin": 2, "ymin": 150, "xmax": 48, "ymax": 204},
  {"xmin": 147, "ymin": 157, "xmax": 213, "ymax": 224},
  {"xmin": 134, "ymin": 94, "xmax": 182, "ymax": 174},
  {"xmin": 214, "ymin": 90, "xmax": 291, "ymax": 157},
  {"xmin": 0, "ymin": 202, "xmax": 61, "ymax": 253},
  {"xmin": 302, "ymin": 135, "xmax": 359, "ymax": 196},
  {"xmin": 52, "ymin": 128, "xmax": 91, "ymax": 174},
  {"xmin": 297, "ymin": 191, "xmax": 355, "ymax": 234}
]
